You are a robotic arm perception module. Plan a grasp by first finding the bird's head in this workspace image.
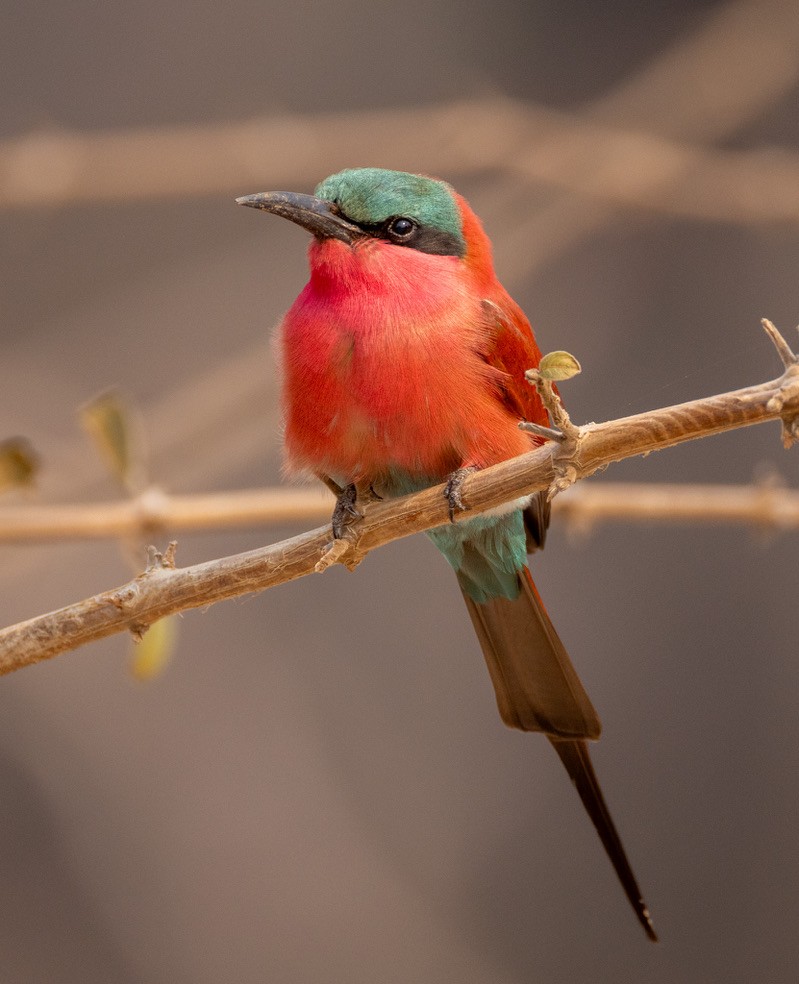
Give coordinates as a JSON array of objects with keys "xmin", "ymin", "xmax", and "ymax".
[{"xmin": 236, "ymin": 167, "xmax": 477, "ymax": 260}]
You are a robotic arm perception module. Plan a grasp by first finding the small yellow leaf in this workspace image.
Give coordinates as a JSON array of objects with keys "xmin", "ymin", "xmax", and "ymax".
[
  {"xmin": 80, "ymin": 391, "xmax": 138, "ymax": 489},
  {"xmin": 0, "ymin": 438, "xmax": 39, "ymax": 492},
  {"xmin": 538, "ymin": 351, "xmax": 582, "ymax": 381},
  {"xmin": 130, "ymin": 616, "xmax": 179, "ymax": 681}
]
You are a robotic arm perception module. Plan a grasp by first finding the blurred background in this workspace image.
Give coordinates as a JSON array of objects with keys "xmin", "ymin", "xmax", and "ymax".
[{"xmin": 2, "ymin": 0, "xmax": 799, "ymax": 980}]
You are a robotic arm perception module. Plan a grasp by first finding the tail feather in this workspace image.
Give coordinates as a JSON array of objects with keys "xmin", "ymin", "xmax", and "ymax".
[
  {"xmin": 551, "ymin": 738, "xmax": 658, "ymax": 942},
  {"xmin": 463, "ymin": 567, "xmax": 601, "ymax": 738},
  {"xmin": 462, "ymin": 565, "xmax": 657, "ymax": 941}
]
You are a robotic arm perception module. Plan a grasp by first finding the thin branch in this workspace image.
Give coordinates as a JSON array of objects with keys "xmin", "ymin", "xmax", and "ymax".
[
  {"xmin": 556, "ymin": 480, "xmax": 799, "ymax": 532},
  {"xmin": 6, "ymin": 0, "xmax": 799, "ymax": 222},
  {"xmin": 2, "ymin": 480, "xmax": 799, "ymax": 546},
  {"xmin": 1, "ymin": 322, "xmax": 797, "ymax": 674},
  {"xmin": 493, "ymin": 0, "xmax": 799, "ymax": 280},
  {"xmin": 763, "ymin": 317, "xmax": 799, "ymax": 370},
  {"xmin": 4, "ymin": 99, "xmax": 799, "ymax": 226},
  {"xmin": 5, "ymin": 0, "xmax": 799, "ymax": 224},
  {"xmin": 0, "ymin": 487, "xmax": 333, "ymax": 543}
]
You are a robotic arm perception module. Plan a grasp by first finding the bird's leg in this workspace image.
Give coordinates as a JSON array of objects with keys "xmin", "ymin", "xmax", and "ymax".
[
  {"xmin": 315, "ymin": 479, "xmax": 381, "ymax": 573},
  {"xmin": 329, "ymin": 480, "xmax": 381, "ymax": 539},
  {"xmin": 315, "ymin": 472, "xmax": 344, "ymax": 497},
  {"xmin": 443, "ymin": 465, "xmax": 479, "ymax": 522},
  {"xmin": 331, "ymin": 483, "xmax": 361, "ymax": 539},
  {"xmin": 316, "ymin": 472, "xmax": 366, "ymax": 538},
  {"xmin": 316, "ymin": 472, "xmax": 361, "ymax": 540}
]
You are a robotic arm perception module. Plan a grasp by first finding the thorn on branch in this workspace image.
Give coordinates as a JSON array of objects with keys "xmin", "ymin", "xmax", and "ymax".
[
  {"xmin": 761, "ymin": 320, "xmax": 799, "ymax": 448},
  {"xmin": 548, "ymin": 465, "xmax": 580, "ymax": 501},
  {"xmin": 145, "ymin": 540, "xmax": 179, "ymax": 572},
  {"xmin": 315, "ymin": 537, "xmax": 363, "ymax": 573},
  {"xmin": 129, "ymin": 621, "xmax": 149, "ymax": 642},
  {"xmin": 102, "ymin": 583, "xmax": 139, "ymax": 612},
  {"xmin": 519, "ymin": 421, "xmax": 566, "ymax": 442},
  {"xmin": 761, "ymin": 318, "xmax": 798, "ymax": 370}
]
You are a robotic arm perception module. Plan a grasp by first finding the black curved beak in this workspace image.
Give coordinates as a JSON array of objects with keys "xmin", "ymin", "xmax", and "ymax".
[{"xmin": 235, "ymin": 191, "xmax": 362, "ymax": 245}]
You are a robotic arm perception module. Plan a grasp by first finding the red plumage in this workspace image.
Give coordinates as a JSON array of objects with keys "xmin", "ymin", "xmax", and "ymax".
[{"xmin": 279, "ymin": 195, "xmax": 545, "ymax": 483}]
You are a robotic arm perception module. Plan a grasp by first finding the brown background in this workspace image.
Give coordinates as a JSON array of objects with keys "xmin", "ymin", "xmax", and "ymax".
[{"xmin": 2, "ymin": 1, "xmax": 799, "ymax": 981}]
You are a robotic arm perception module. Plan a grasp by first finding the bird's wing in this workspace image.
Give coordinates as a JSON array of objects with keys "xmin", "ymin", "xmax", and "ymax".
[
  {"xmin": 480, "ymin": 293, "xmax": 549, "ymax": 427},
  {"xmin": 479, "ymin": 294, "xmax": 552, "ymax": 552}
]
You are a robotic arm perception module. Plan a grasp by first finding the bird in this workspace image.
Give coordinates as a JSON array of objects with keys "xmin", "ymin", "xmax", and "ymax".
[{"xmin": 237, "ymin": 167, "xmax": 656, "ymax": 941}]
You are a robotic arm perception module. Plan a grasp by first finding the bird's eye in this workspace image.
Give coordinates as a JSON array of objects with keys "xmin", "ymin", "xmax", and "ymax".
[{"xmin": 387, "ymin": 217, "xmax": 416, "ymax": 240}]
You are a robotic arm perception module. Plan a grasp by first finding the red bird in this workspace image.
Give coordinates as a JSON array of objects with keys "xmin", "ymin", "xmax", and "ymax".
[{"xmin": 238, "ymin": 168, "xmax": 656, "ymax": 940}]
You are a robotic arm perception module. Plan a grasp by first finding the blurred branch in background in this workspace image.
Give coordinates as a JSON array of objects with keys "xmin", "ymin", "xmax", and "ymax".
[
  {"xmin": 2, "ymin": 0, "xmax": 797, "ymax": 275},
  {"xmin": 2, "ymin": 100, "xmax": 797, "ymax": 225},
  {"xmin": 1, "ymin": 480, "xmax": 799, "ymax": 545},
  {"xmin": 470, "ymin": 0, "xmax": 799, "ymax": 278}
]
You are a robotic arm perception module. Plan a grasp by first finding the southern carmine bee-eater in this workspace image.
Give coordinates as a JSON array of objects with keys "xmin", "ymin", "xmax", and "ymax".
[{"xmin": 237, "ymin": 168, "xmax": 656, "ymax": 941}]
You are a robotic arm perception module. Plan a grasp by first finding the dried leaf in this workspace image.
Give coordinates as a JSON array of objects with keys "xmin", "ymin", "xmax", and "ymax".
[
  {"xmin": 80, "ymin": 391, "xmax": 139, "ymax": 489},
  {"xmin": 130, "ymin": 616, "xmax": 178, "ymax": 681},
  {"xmin": 0, "ymin": 438, "xmax": 39, "ymax": 492},
  {"xmin": 538, "ymin": 351, "xmax": 582, "ymax": 381}
]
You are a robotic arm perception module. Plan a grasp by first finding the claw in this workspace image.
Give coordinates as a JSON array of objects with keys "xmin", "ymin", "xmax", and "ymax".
[
  {"xmin": 443, "ymin": 466, "xmax": 479, "ymax": 522},
  {"xmin": 332, "ymin": 483, "xmax": 361, "ymax": 539}
]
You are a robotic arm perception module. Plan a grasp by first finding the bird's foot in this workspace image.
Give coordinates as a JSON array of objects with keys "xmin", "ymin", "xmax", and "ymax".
[
  {"xmin": 330, "ymin": 481, "xmax": 382, "ymax": 539},
  {"xmin": 317, "ymin": 482, "xmax": 375, "ymax": 573},
  {"xmin": 443, "ymin": 466, "xmax": 479, "ymax": 522},
  {"xmin": 331, "ymin": 483, "xmax": 362, "ymax": 539}
]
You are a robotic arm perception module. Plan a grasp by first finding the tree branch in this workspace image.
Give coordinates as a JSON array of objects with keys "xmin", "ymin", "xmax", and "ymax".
[
  {"xmin": 4, "ymin": 98, "xmax": 799, "ymax": 226},
  {"xmin": 3, "ymin": 480, "xmax": 799, "ymax": 546},
  {"xmin": 556, "ymin": 479, "xmax": 799, "ymax": 531},
  {"xmin": 1, "ymin": 322, "xmax": 796, "ymax": 675},
  {"xmin": 0, "ymin": 487, "xmax": 334, "ymax": 543}
]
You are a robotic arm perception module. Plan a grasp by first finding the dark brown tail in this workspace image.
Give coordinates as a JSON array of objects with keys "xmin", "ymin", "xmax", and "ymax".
[{"xmin": 463, "ymin": 567, "xmax": 657, "ymax": 942}]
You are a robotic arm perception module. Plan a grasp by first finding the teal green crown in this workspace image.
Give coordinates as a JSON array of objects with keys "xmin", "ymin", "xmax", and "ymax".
[{"xmin": 315, "ymin": 168, "xmax": 464, "ymax": 250}]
